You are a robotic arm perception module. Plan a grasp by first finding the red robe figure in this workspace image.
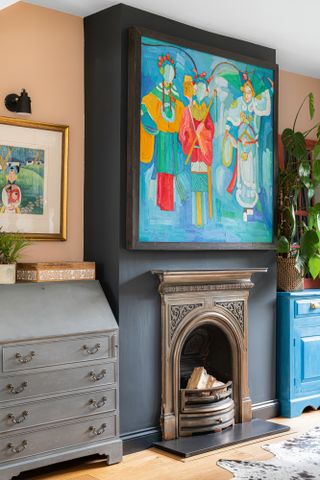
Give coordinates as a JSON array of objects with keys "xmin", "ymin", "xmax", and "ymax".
[{"xmin": 179, "ymin": 72, "xmax": 215, "ymax": 227}]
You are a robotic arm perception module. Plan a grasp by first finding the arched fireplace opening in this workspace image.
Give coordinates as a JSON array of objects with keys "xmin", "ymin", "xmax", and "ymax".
[
  {"xmin": 180, "ymin": 323, "xmax": 232, "ymax": 389},
  {"xmin": 178, "ymin": 320, "xmax": 235, "ymax": 436}
]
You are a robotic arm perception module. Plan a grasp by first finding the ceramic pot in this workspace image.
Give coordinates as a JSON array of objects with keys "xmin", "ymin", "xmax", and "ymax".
[
  {"xmin": 0, "ymin": 263, "xmax": 16, "ymax": 284},
  {"xmin": 304, "ymin": 277, "xmax": 320, "ymax": 290}
]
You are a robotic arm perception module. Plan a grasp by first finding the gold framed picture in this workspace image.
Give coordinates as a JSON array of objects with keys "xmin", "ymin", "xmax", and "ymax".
[{"xmin": 0, "ymin": 116, "xmax": 68, "ymax": 240}]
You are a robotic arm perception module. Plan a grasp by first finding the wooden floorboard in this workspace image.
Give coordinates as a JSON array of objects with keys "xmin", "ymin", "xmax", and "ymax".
[{"xmin": 21, "ymin": 411, "xmax": 320, "ymax": 480}]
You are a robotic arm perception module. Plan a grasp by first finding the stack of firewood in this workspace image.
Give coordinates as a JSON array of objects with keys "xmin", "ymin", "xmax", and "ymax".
[{"xmin": 186, "ymin": 367, "xmax": 225, "ymax": 390}]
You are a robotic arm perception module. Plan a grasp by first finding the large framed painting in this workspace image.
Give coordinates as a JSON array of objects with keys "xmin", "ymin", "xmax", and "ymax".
[
  {"xmin": 127, "ymin": 27, "xmax": 278, "ymax": 250},
  {"xmin": 0, "ymin": 117, "xmax": 68, "ymax": 240}
]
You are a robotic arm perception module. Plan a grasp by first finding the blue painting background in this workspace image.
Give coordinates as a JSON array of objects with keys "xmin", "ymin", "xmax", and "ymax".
[{"xmin": 139, "ymin": 36, "xmax": 274, "ymax": 243}]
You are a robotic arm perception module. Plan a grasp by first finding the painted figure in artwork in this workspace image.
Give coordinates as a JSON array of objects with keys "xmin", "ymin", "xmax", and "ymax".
[
  {"xmin": 179, "ymin": 72, "xmax": 215, "ymax": 226},
  {"xmin": 224, "ymin": 72, "xmax": 272, "ymax": 221},
  {"xmin": 140, "ymin": 53, "xmax": 185, "ymax": 211},
  {"xmin": 1, "ymin": 165, "xmax": 21, "ymax": 214}
]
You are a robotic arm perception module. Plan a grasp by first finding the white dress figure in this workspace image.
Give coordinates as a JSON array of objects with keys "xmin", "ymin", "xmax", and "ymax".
[{"xmin": 224, "ymin": 76, "xmax": 271, "ymax": 221}]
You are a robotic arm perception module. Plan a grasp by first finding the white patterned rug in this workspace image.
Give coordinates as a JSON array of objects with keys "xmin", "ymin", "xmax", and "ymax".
[{"xmin": 217, "ymin": 426, "xmax": 320, "ymax": 479}]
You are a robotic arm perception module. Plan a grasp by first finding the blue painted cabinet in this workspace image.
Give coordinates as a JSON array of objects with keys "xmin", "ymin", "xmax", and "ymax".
[{"xmin": 277, "ymin": 290, "xmax": 320, "ymax": 417}]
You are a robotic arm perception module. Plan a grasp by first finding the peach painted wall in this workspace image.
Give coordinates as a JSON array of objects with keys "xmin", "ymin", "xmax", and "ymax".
[
  {"xmin": 0, "ymin": 3, "xmax": 319, "ymax": 264},
  {"xmin": 0, "ymin": 1, "xmax": 84, "ymax": 262},
  {"xmin": 279, "ymin": 70, "xmax": 320, "ymax": 138}
]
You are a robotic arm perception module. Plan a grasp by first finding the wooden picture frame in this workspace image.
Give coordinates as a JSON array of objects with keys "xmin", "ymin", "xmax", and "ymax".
[
  {"xmin": 0, "ymin": 116, "xmax": 68, "ymax": 240},
  {"xmin": 127, "ymin": 27, "xmax": 278, "ymax": 250}
]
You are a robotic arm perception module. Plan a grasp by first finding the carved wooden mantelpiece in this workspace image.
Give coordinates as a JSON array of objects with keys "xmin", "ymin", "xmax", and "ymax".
[{"xmin": 153, "ymin": 269, "xmax": 267, "ymax": 441}]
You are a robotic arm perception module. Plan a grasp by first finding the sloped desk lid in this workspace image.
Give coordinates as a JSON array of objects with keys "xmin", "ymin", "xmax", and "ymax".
[{"xmin": 0, "ymin": 280, "xmax": 118, "ymax": 343}]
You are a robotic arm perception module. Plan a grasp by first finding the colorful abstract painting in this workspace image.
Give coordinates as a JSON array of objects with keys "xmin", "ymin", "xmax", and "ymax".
[
  {"xmin": 127, "ymin": 29, "xmax": 276, "ymax": 249},
  {"xmin": 0, "ymin": 145, "xmax": 44, "ymax": 215}
]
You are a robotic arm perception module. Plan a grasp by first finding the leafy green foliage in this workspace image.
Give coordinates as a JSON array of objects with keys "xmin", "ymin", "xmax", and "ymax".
[
  {"xmin": 309, "ymin": 92, "xmax": 315, "ymax": 120},
  {"xmin": 309, "ymin": 254, "xmax": 320, "ymax": 280},
  {"xmin": 300, "ymin": 229, "xmax": 319, "ymax": 258},
  {"xmin": 298, "ymin": 161, "xmax": 311, "ymax": 177},
  {"xmin": 277, "ymin": 235, "xmax": 290, "ymax": 254},
  {"xmin": 282, "ymin": 129, "xmax": 306, "ymax": 160},
  {"xmin": 0, "ymin": 231, "xmax": 30, "ymax": 264},
  {"xmin": 299, "ymin": 204, "xmax": 320, "ymax": 280},
  {"xmin": 277, "ymin": 91, "xmax": 320, "ymax": 282}
]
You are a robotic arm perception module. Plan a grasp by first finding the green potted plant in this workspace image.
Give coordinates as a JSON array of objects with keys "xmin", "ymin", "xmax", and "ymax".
[
  {"xmin": 0, "ymin": 230, "xmax": 30, "ymax": 284},
  {"xmin": 300, "ymin": 203, "xmax": 320, "ymax": 286},
  {"xmin": 277, "ymin": 92, "xmax": 320, "ymax": 291}
]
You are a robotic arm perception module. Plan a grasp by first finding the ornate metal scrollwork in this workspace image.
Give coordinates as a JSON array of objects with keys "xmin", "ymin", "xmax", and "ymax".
[
  {"xmin": 169, "ymin": 303, "xmax": 202, "ymax": 340},
  {"xmin": 216, "ymin": 301, "xmax": 244, "ymax": 332}
]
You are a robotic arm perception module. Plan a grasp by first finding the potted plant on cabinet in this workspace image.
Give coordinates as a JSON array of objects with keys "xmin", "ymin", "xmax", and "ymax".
[
  {"xmin": 277, "ymin": 92, "xmax": 320, "ymax": 291},
  {"xmin": 300, "ymin": 203, "xmax": 320, "ymax": 288},
  {"xmin": 0, "ymin": 230, "xmax": 30, "ymax": 284}
]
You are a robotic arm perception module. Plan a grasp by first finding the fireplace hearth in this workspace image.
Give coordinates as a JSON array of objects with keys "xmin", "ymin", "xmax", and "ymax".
[{"xmin": 152, "ymin": 269, "xmax": 290, "ymax": 456}]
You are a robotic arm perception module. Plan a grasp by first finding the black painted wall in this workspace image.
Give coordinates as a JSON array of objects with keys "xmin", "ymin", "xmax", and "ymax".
[{"xmin": 84, "ymin": 3, "xmax": 277, "ymax": 444}]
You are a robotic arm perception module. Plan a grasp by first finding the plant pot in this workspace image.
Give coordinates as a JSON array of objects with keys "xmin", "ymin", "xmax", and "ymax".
[
  {"xmin": 0, "ymin": 263, "xmax": 16, "ymax": 284},
  {"xmin": 304, "ymin": 277, "xmax": 320, "ymax": 290},
  {"xmin": 277, "ymin": 256, "xmax": 304, "ymax": 292}
]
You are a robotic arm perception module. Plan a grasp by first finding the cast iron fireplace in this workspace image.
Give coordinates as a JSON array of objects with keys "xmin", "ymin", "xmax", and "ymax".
[{"xmin": 153, "ymin": 269, "xmax": 267, "ymax": 441}]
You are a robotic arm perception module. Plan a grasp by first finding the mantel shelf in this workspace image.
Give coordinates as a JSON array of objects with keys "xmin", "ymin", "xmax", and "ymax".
[{"xmin": 152, "ymin": 269, "xmax": 268, "ymax": 287}]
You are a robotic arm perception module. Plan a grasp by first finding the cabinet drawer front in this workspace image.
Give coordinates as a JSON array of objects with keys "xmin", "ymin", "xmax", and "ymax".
[
  {"xmin": 295, "ymin": 299, "xmax": 320, "ymax": 317},
  {"xmin": 0, "ymin": 388, "xmax": 116, "ymax": 433},
  {"xmin": 0, "ymin": 362, "xmax": 116, "ymax": 403},
  {"xmin": 2, "ymin": 334, "xmax": 117, "ymax": 372},
  {"xmin": 0, "ymin": 413, "xmax": 116, "ymax": 463}
]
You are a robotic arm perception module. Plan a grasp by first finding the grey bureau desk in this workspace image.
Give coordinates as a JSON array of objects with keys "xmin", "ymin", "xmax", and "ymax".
[{"xmin": 0, "ymin": 280, "xmax": 122, "ymax": 480}]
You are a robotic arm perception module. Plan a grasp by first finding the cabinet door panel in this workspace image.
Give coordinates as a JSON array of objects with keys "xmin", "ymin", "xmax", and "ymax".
[
  {"xmin": 302, "ymin": 336, "xmax": 320, "ymax": 380},
  {"xmin": 294, "ymin": 322, "xmax": 320, "ymax": 394}
]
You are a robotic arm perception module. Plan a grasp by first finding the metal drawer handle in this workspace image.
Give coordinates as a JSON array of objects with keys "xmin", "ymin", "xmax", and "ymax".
[
  {"xmin": 311, "ymin": 302, "xmax": 320, "ymax": 309},
  {"xmin": 15, "ymin": 351, "xmax": 35, "ymax": 364},
  {"xmin": 7, "ymin": 382, "xmax": 28, "ymax": 394},
  {"xmin": 89, "ymin": 396, "xmax": 107, "ymax": 409},
  {"xmin": 89, "ymin": 423, "xmax": 106, "ymax": 436},
  {"xmin": 8, "ymin": 411, "xmax": 29, "ymax": 424},
  {"xmin": 7, "ymin": 440, "xmax": 28, "ymax": 454},
  {"xmin": 83, "ymin": 343, "xmax": 101, "ymax": 355},
  {"xmin": 89, "ymin": 369, "xmax": 106, "ymax": 382}
]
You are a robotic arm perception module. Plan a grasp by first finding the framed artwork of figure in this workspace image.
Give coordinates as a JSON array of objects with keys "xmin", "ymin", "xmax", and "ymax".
[
  {"xmin": 127, "ymin": 27, "xmax": 278, "ymax": 250},
  {"xmin": 0, "ymin": 117, "xmax": 68, "ymax": 240}
]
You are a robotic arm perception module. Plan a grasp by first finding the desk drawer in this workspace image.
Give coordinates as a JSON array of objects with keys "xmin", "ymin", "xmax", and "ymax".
[
  {"xmin": 0, "ymin": 362, "xmax": 116, "ymax": 403},
  {"xmin": 295, "ymin": 299, "xmax": 320, "ymax": 317},
  {"xmin": 0, "ymin": 388, "xmax": 116, "ymax": 433},
  {"xmin": 0, "ymin": 413, "xmax": 116, "ymax": 463},
  {"xmin": 2, "ymin": 333, "xmax": 117, "ymax": 372}
]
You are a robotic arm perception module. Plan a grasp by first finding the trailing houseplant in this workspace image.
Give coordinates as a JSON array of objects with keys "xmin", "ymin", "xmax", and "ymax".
[
  {"xmin": 0, "ymin": 230, "xmax": 30, "ymax": 284},
  {"xmin": 277, "ymin": 92, "xmax": 320, "ymax": 291}
]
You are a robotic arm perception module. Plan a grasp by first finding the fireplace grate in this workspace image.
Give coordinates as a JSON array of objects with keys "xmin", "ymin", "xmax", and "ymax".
[{"xmin": 179, "ymin": 381, "xmax": 234, "ymax": 436}]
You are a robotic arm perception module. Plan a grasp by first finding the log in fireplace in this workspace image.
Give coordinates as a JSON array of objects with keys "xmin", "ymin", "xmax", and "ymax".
[{"xmin": 153, "ymin": 269, "xmax": 267, "ymax": 441}]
